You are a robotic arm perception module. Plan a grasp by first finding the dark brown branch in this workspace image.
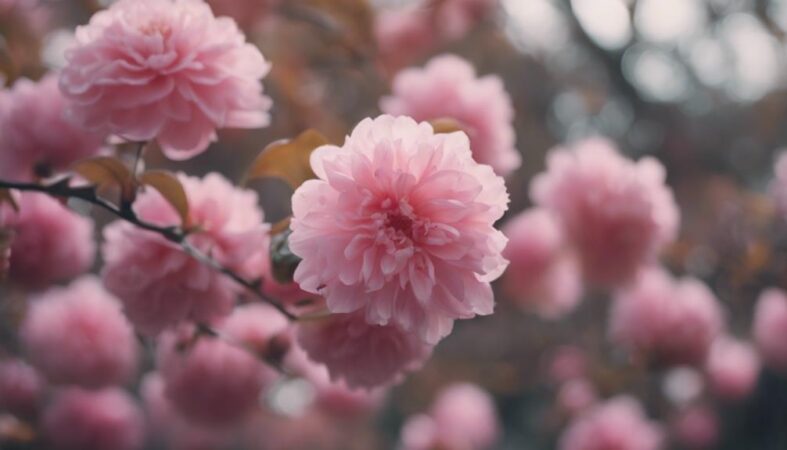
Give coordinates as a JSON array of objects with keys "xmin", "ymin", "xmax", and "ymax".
[{"xmin": 0, "ymin": 178, "xmax": 297, "ymax": 321}]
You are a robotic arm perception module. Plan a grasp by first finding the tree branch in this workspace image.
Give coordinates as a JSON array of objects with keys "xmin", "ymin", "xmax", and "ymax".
[{"xmin": 0, "ymin": 178, "xmax": 297, "ymax": 321}]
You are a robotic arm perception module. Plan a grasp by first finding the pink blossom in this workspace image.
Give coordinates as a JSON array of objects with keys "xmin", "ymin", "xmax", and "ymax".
[
  {"xmin": 0, "ymin": 0, "xmax": 49, "ymax": 35},
  {"xmin": 381, "ymin": 56, "xmax": 520, "ymax": 176},
  {"xmin": 753, "ymin": 288, "xmax": 787, "ymax": 373},
  {"xmin": 290, "ymin": 115, "xmax": 509, "ymax": 344},
  {"xmin": 42, "ymin": 387, "xmax": 145, "ymax": 450},
  {"xmin": 0, "ymin": 74, "xmax": 104, "ymax": 181},
  {"xmin": 531, "ymin": 138, "xmax": 679, "ymax": 287},
  {"xmin": 102, "ymin": 172, "xmax": 270, "ymax": 335},
  {"xmin": 547, "ymin": 345, "xmax": 589, "ymax": 383},
  {"xmin": 558, "ymin": 396, "xmax": 664, "ymax": 450},
  {"xmin": 296, "ymin": 311, "xmax": 432, "ymax": 389},
  {"xmin": 0, "ymin": 192, "xmax": 95, "ymax": 288},
  {"xmin": 671, "ymin": 405, "xmax": 719, "ymax": 449},
  {"xmin": 400, "ymin": 383, "xmax": 500, "ymax": 450},
  {"xmin": 140, "ymin": 372, "xmax": 234, "ymax": 450},
  {"xmin": 59, "ymin": 0, "xmax": 272, "ymax": 160},
  {"xmin": 20, "ymin": 276, "xmax": 138, "ymax": 387},
  {"xmin": 557, "ymin": 378, "xmax": 598, "ymax": 417},
  {"xmin": 157, "ymin": 329, "xmax": 275, "ymax": 426},
  {"xmin": 437, "ymin": 0, "xmax": 498, "ymax": 40},
  {"xmin": 207, "ymin": 0, "xmax": 280, "ymax": 31},
  {"xmin": 501, "ymin": 209, "xmax": 582, "ymax": 318},
  {"xmin": 704, "ymin": 336, "xmax": 760, "ymax": 401},
  {"xmin": 0, "ymin": 358, "xmax": 45, "ymax": 418},
  {"xmin": 374, "ymin": 6, "xmax": 436, "ymax": 72},
  {"xmin": 609, "ymin": 268, "xmax": 724, "ymax": 366},
  {"xmin": 217, "ymin": 303, "xmax": 291, "ymax": 360}
]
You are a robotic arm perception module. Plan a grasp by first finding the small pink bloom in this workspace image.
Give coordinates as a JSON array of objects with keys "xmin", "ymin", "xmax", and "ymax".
[
  {"xmin": 753, "ymin": 288, "xmax": 787, "ymax": 373},
  {"xmin": 0, "ymin": 0, "xmax": 49, "ymax": 35},
  {"xmin": 704, "ymin": 336, "xmax": 760, "ymax": 401},
  {"xmin": 0, "ymin": 192, "xmax": 95, "ymax": 288},
  {"xmin": 20, "ymin": 277, "xmax": 138, "ymax": 387},
  {"xmin": 557, "ymin": 378, "xmax": 598, "ymax": 417},
  {"xmin": 42, "ymin": 387, "xmax": 145, "ymax": 450},
  {"xmin": 0, "ymin": 74, "xmax": 104, "ymax": 181},
  {"xmin": 290, "ymin": 115, "xmax": 509, "ymax": 344},
  {"xmin": 531, "ymin": 138, "xmax": 679, "ymax": 287},
  {"xmin": 59, "ymin": 0, "xmax": 272, "ymax": 160},
  {"xmin": 437, "ymin": 0, "xmax": 498, "ymax": 40},
  {"xmin": 157, "ymin": 329, "xmax": 275, "ymax": 426},
  {"xmin": 381, "ymin": 56, "xmax": 520, "ymax": 176},
  {"xmin": 559, "ymin": 396, "xmax": 664, "ymax": 450},
  {"xmin": 609, "ymin": 268, "xmax": 724, "ymax": 366},
  {"xmin": 501, "ymin": 209, "xmax": 582, "ymax": 318},
  {"xmin": 547, "ymin": 345, "xmax": 588, "ymax": 383},
  {"xmin": 296, "ymin": 311, "xmax": 432, "ymax": 389},
  {"xmin": 207, "ymin": 0, "xmax": 280, "ymax": 31},
  {"xmin": 102, "ymin": 173, "xmax": 270, "ymax": 335},
  {"xmin": 374, "ymin": 6, "xmax": 436, "ymax": 72},
  {"xmin": 0, "ymin": 358, "xmax": 45, "ymax": 418},
  {"xmin": 671, "ymin": 405, "xmax": 719, "ymax": 449},
  {"xmin": 218, "ymin": 303, "xmax": 290, "ymax": 360},
  {"xmin": 400, "ymin": 414, "xmax": 439, "ymax": 450}
]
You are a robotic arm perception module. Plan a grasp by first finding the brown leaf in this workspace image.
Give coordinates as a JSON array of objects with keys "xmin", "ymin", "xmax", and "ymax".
[
  {"xmin": 270, "ymin": 216, "xmax": 292, "ymax": 236},
  {"xmin": 430, "ymin": 118, "xmax": 464, "ymax": 135},
  {"xmin": 245, "ymin": 129, "xmax": 330, "ymax": 189},
  {"xmin": 73, "ymin": 157, "xmax": 136, "ymax": 204},
  {"xmin": 138, "ymin": 170, "xmax": 190, "ymax": 226},
  {"xmin": 0, "ymin": 189, "xmax": 18, "ymax": 212}
]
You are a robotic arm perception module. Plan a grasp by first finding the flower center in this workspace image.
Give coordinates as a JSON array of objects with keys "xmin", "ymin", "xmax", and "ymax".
[
  {"xmin": 385, "ymin": 211, "xmax": 414, "ymax": 239},
  {"xmin": 138, "ymin": 20, "xmax": 172, "ymax": 38}
]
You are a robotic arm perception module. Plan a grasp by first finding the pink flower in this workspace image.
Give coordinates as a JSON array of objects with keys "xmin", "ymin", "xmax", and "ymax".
[
  {"xmin": 217, "ymin": 303, "xmax": 291, "ymax": 360},
  {"xmin": 671, "ymin": 405, "xmax": 719, "ymax": 449},
  {"xmin": 609, "ymin": 268, "xmax": 724, "ymax": 366},
  {"xmin": 42, "ymin": 387, "xmax": 145, "ymax": 450},
  {"xmin": 704, "ymin": 336, "xmax": 760, "ymax": 401},
  {"xmin": 0, "ymin": 74, "xmax": 104, "ymax": 181},
  {"xmin": 557, "ymin": 378, "xmax": 598, "ymax": 417},
  {"xmin": 206, "ymin": 0, "xmax": 280, "ymax": 31},
  {"xmin": 290, "ymin": 115, "xmax": 509, "ymax": 344},
  {"xmin": 102, "ymin": 172, "xmax": 270, "ymax": 335},
  {"xmin": 0, "ymin": 192, "xmax": 95, "ymax": 288},
  {"xmin": 0, "ymin": 0, "xmax": 50, "ymax": 40},
  {"xmin": 296, "ymin": 311, "xmax": 432, "ymax": 389},
  {"xmin": 59, "ymin": 0, "xmax": 272, "ymax": 160},
  {"xmin": 531, "ymin": 138, "xmax": 679, "ymax": 287},
  {"xmin": 501, "ymin": 209, "xmax": 582, "ymax": 318},
  {"xmin": 547, "ymin": 345, "xmax": 588, "ymax": 384},
  {"xmin": 20, "ymin": 276, "xmax": 138, "ymax": 388},
  {"xmin": 753, "ymin": 288, "xmax": 787, "ymax": 373},
  {"xmin": 380, "ymin": 56, "xmax": 520, "ymax": 176},
  {"xmin": 437, "ymin": 0, "xmax": 498, "ymax": 40},
  {"xmin": 558, "ymin": 396, "xmax": 664, "ymax": 450},
  {"xmin": 0, "ymin": 358, "xmax": 45, "ymax": 418},
  {"xmin": 140, "ymin": 372, "xmax": 234, "ymax": 450},
  {"xmin": 157, "ymin": 329, "xmax": 275, "ymax": 426},
  {"xmin": 374, "ymin": 6, "xmax": 436, "ymax": 72},
  {"xmin": 400, "ymin": 383, "xmax": 500, "ymax": 450}
]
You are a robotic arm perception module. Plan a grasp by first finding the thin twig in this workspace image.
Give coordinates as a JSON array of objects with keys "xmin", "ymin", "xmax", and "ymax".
[{"xmin": 0, "ymin": 178, "xmax": 297, "ymax": 321}]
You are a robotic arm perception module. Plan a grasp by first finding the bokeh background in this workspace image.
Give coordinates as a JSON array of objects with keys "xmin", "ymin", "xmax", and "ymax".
[{"xmin": 3, "ymin": 0, "xmax": 787, "ymax": 448}]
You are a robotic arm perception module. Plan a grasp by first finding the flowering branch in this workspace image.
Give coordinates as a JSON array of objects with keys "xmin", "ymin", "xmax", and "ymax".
[{"xmin": 0, "ymin": 178, "xmax": 297, "ymax": 321}]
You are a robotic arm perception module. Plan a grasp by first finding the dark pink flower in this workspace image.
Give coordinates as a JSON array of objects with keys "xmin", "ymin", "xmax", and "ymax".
[
  {"xmin": 381, "ymin": 55, "xmax": 520, "ymax": 176},
  {"xmin": 290, "ymin": 115, "xmax": 509, "ymax": 344},
  {"xmin": 609, "ymin": 268, "xmax": 724, "ymax": 366},
  {"xmin": 0, "ymin": 192, "xmax": 95, "ymax": 288},
  {"xmin": 559, "ymin": 396, "xmax": 664, "ymax": 450},
  {"xmin": 753, "ymin": 288, "xmax": 787, "ymax": 373},
  {"xmin": 59, "ymin": 0, "xmax": 272, "ymax": 160},
  {"xmin": 20, "ymin": 277, "xmax": 138, "ymax": 387},
  {"xmin": 42, "ymin": 387, "xmax": 145, "ymax": 450},
  {"xmin": 557, "ymin": 378, "xmax": 598, "ymax": 417},
  {"xmin": 102, "ymin": 173, "xmax": 270, "ymax": 335},
  {"xmin": 501, "ymin": 208, "xmax": 582, "ymax": 318},
  {"xmin": 296, "ymin": 311, "xmax": 432, "ymax": 389},
  {"xmin": 0, "ymin": 358, "xmax": 45, "ymax": 418},
  {"xmin": 704, "ymin": 336, "xmax": 760, "ymax": 401},
  {"xmin": 671, "ymin": 405, "xmax": 719, "ymax": 449},
  {"xmin": 0, "ymin": 74, "xmax": 104, "ymax": 181},
  {"xmin": 374, "ymin": 6, "xmax": 436, "ymax": 72},
  {"xmin": 531, "ymin": 138, "xmax": 679, "ymax": 287}
]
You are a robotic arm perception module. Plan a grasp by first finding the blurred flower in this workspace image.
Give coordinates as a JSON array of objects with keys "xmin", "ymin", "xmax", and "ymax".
[
  {"xmin": 59, "ymin": 0, "xmax": 272, "ymax": 160},
  {"xmin": 290, "ymin": 115, "xmax": 509, "ymax": 344},
  {"xmin": 102, "ymin": 173, "xmax": 270, "ymax": 335},
  {"xmin": 296, "ymin": 311, "xmax": 432, "ymax": 389},
  {"xmin": 217, "ymin": 303, "xmax": 291, "ymax": 362},
  {"xmin": 0, "ymin": 0, "xmax": 49, "ymax": 34},
  {"xmin": 704, "ymin": 336, "xmax": 760, "ymax": 401},
  {"xmin": 437, "ymin": 0, "xmax": 498, "ymax": 40},
  {"xmin": 547, "ymin": 345, "xmax": 589, "ymax": 384},
  {"xmin": 501, "ymin": 208, "xmax": 582, "ymax": 319},
  {"xmin": 381, "ymin": 54, "xmax": 520, "ymax": 176},
  {"xmin": 0, "ymin": 74, "xmax": 104, "ymax": 182},
  {"xmin": 0, "ymin": 358, "xmax": 45, "ymax": 418},
  {"xmin": 753, "ymin": 288, "xmax": 787, "ymax": 374},
  {"xmin": 42, "ymin": 387, "xmax": 145, "ymax": 450},
  {"xmin": 157, "ymin": 328, "xmax": 276, "ymax": 427},
  {"xmin": 671, "ymin": 404, "xmax": 719, "ymax": 450},
  {"xmin": 558, "ymin": 396, "xmax": 664, "ymax": 450},
  {"xmin": 531, "ymin": 138, "xmax": 679, "ymax": 287},
  {"xmin": 20, "ymin": 276, "xmax": 138, "ymax": 388},
  {"xmin": 206, "ymin": 0, "xmax": 280, "ymax": 31},
  {"xmin": 0, "ymin": 192, "xmax": 95, "ymax": 288},
  {"xmin": 374, "ymin": 6, "xmax": 436, "ymax": 72},
  {"xmin": 556, "ymin": 378, "xmax": 598, "ymax": 417},
  {"xmin": 400, "ymin": 383, "xmax": 500, "ymax": 450},
  {"xmin": 609, "ymin": 268, "xmax": 724, "ymax": 367}
]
